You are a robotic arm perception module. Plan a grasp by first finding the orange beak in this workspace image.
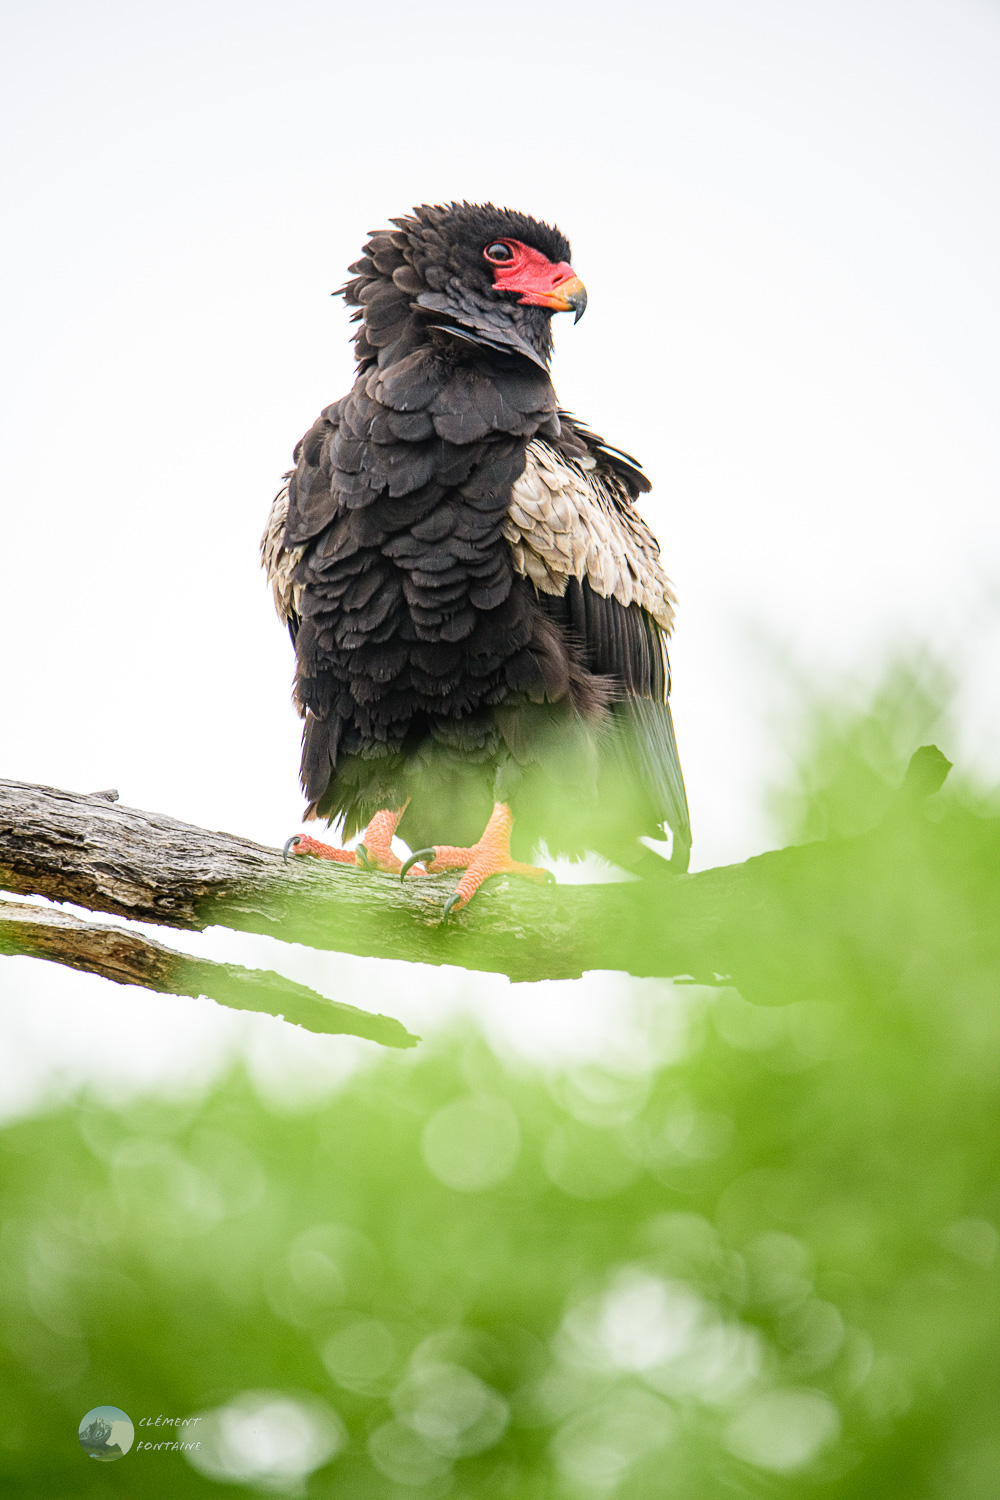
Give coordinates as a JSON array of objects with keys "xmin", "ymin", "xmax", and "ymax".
[{"xmin": 536, "ymin": 274, "xmax": 588, "ymax": 322}]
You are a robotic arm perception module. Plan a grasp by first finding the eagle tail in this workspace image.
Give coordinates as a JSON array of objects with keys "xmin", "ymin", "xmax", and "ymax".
[{"xmin": 610, "ymin": 696, "xmax": 692, "ymax": 872}]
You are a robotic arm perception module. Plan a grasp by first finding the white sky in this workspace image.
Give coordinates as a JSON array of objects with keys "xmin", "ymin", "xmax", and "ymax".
[{"xmin": 1, "ymin": 0, "xmax": 999, "ymax": 1107}]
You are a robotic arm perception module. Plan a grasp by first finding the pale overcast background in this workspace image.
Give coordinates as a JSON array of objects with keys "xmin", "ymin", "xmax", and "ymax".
[{"xmin": 2, "ymin": 0, "xmax": 998, "ymax": 1115}]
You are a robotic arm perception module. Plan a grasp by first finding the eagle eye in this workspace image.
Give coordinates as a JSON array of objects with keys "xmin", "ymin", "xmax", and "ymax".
[{"xmin": 484, "ymin": 241, "xmax": 515, "ymax": 264}]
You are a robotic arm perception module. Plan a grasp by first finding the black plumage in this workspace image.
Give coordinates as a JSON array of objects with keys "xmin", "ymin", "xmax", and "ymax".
[{"xmin": 268, "ymin": 201, "xmax": 691, "ymax": 872}]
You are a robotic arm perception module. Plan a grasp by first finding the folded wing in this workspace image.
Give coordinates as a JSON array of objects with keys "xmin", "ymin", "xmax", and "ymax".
[{"xmin": 505, "ymin": 430, "xmax": 691, "ymax": 870}]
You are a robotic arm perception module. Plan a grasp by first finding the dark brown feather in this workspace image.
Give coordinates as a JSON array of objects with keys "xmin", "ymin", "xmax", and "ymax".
[{"xmin": 269, "ymin": 202, "xmax": 690, "ymax": 865}]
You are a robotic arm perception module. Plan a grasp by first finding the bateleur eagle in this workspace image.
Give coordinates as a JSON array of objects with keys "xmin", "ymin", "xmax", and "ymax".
[{"xmin": 263, "ymin": 202, "xmax": 691, "ymax": 913}]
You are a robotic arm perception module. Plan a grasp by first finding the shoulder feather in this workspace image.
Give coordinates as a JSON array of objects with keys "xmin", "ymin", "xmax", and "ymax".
[
  {"xmin": 260, "ymin": 480, "xmax": 305, "ymax": 627},
  {"xmin": 504, "ymin": 440, "xmax": 677, "ymax": 632}
]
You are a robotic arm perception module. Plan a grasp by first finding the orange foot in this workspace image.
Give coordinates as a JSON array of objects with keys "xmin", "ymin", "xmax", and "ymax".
[
  {"xmin": 399, "ymin": 802, "xmax": 554, "ymax": 917},
  {"xmin": 283, "ymin": 806, "xmax": 422, "ymax": 876}
]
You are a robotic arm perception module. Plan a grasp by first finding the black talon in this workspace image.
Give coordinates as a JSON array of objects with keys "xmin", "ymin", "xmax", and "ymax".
[
  {"xmin": 282, "ymin": 836, "xmax": 302, "ymax": 865},
  {"xmin": 442, "ymin": 892, "xmax": 464, "ymax": 920},
  {"xmin": 400, "ymin": 847, "xmax": 436, "ymax": 881},
  {"xmin": 356, "ymin": 843, "xmax": 373, "ymax": 872}
]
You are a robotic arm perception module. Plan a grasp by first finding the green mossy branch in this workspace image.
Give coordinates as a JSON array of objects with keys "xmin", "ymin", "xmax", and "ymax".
[{"xmin": 1, "ymin": 747, "xmax": 989, "ymax": 1041}]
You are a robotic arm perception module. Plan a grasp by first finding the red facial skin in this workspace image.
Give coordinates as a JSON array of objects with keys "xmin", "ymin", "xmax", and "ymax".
[{"xmin": 485, "ymin": 239, "xmax": 585, "ymax": 311}]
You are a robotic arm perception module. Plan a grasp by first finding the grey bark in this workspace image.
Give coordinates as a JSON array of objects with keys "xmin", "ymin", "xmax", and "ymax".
[
  {"xmin": 0, "ymin": 894, "xmax": 416, "ymax": 1047},
  {"xmin": 0, "ymin": 747, "xmax": 960, "ymax": 1036}
]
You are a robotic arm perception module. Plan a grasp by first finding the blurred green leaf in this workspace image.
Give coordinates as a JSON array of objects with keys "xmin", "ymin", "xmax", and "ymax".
[{"xmin": 1, "ymin": 677, "xmax": 999, "ymax": 1498}]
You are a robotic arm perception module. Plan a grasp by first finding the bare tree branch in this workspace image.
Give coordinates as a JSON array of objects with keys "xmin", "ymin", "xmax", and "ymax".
[
  {"xmin": 0, "ymin": 896, "xmax": 417, "ymax": 1047},
  {"xmin": 0, "ymin": 747, "xmax": 970, "ymax": 1028},
  {"xmin": 0, "ymin": 776, "xmax": 645, "ymax": 981}
]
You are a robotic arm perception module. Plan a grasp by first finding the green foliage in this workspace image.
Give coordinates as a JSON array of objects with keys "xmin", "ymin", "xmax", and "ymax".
[
  {"xmin": 768, "ymin": 655, "xmax": 955, "ymax": 841},
  {"xmin": 2, "ymin": 688, "xmax": 999, "ymax": 1498}
]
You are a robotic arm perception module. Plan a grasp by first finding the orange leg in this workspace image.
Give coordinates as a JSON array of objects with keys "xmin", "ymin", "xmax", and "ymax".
[
  {"xmin": 399, "ymin": 802, "xmax": 554, "ymax": 917},
  {"xmin": 283, "ymin": 804, "xmax": 421, "ymax": 875}
]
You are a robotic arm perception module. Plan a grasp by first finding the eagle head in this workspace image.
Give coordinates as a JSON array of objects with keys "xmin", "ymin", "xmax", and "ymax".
[{"xmin": 340, "ymin": 202, "xmax": 586, "ymax": 371}]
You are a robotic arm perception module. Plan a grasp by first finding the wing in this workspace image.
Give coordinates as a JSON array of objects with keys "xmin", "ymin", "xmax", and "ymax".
[
  {"xmin": 505, "ymin": 433, "xmax": 692, "ymax": 870},
  {"xmin": 503, "ymin": 435, "xmax": 676, "ymax": 629},
  {"xmin": 260, "ymin": 396, "xmax": 352, "ymax": 639},
  {"xmin": 260, "ymin": 477, "xmax": 303, "ymax": 641}
]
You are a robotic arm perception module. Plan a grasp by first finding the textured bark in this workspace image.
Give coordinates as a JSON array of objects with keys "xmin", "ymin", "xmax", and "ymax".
[
  {"xmin": 0, "ymin": 776, "xmax": 660, "ymax": 982},
  {"xmin": 0, "ymin": 896, "xmax": 416, "ymax": 1047},
  {"xmin": 0, "ymin": 749, "xmax": 966, "ymax": 1022}
]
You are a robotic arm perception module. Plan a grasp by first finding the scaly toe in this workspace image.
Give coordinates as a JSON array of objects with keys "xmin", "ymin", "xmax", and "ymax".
[
  {"xmin": 442, "ymin": 858, "xmax": 553, "ymax": 916},
  {"xmin": 282, "ymin": 834, "xmax": 357, "ymax": 865}
]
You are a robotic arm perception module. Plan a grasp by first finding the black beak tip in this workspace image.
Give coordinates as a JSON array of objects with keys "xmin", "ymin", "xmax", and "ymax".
[{"xmin": 571, "ymin": 289, "xmax": 588, "ymax": 324}]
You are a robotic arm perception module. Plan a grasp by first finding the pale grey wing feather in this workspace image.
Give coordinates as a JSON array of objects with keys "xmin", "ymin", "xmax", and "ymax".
[{"xmin": 260, "ymin": 480, "xmax": 305, "ymax": 635}]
